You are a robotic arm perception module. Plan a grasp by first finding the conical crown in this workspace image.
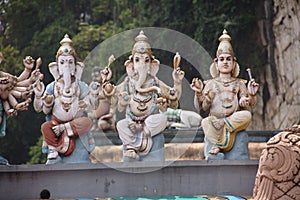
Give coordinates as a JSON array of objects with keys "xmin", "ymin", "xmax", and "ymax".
[
  {"xmin": 132, "ymin": 30, "xmax": 152, "ymax": 56},
  {"xmin": 216, "ymin": 30, "xmax": 234, "ymax": 57},
  {"xmin": 210, "ymin": 30, "xmax": 240, "ymax": 78},
  {"xmin": 56, "ymin": 34, "xmax": 78, "ymax": 60}
]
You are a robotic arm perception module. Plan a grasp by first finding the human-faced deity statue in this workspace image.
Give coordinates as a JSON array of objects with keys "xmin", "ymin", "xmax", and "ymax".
[{"xmin": 191, "ymin": 30, "xmax": 259, "ymax": 159}]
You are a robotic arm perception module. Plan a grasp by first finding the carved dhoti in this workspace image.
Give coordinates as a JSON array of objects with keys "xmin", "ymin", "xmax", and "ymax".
[
  {"xmin": 41, "ymin": 115, "xmax": 92, "ymax": 156},
  {"xmin": 117, "ymin": 113, "xmax": 167, "ymax": 156},
  {"xmin": 202, "ymin": 110, "xmax": 251, "ymax": 151}
]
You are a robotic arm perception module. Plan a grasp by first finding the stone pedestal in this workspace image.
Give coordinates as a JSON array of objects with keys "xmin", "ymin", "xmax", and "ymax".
[
  {"xmin": 46, "ymin": 135, "xmax": 93, "ymax": 164},
  {"xmin": 123, "ymin": 132, "xmax": 165, "ymax": 162},
  {"xmin": 204, "ymin": 130, "xmax": 249, "ymax": 160},
  {"xmin": 0, "ymin": 156, "xmax": 9, "ymax": 165}
]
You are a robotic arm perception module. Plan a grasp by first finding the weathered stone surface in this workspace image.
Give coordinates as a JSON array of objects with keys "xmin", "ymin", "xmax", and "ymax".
[
  {"xmin": 204, "ymin": 130, "xmax": 250, "ymax": 160},
  {"xmin": 252, "ymin": 124, "xmax": 300, "ymax": 200},
  {"xmin": 253, "ymin": 0, "xmax": 300, "ymax": 130},
  {"xmin": 123, "ymin": 133, "xmax": 165, "ymax": 162}
]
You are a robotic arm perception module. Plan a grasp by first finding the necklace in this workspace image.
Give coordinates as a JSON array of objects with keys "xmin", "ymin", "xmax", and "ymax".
[
  {"xmin": 126, "ymin": 93, "xmax": 158, "ymax": 123},
  {"xmin": 215, "ymin": 77, "xmax": 236, "ymax": 87},
  {"xmin": 125, "ymin": 77, "xmax": 159, "ymax": 122},
  {"xmin": 55, "ymin": 81, "xmax": 79, "ymax": 112}
]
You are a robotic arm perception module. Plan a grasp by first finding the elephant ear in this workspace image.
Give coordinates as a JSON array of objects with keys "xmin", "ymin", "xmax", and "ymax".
[
  {"xmin": 75, "ymin": 62, "xmax": 84, "ymax": 80},
  {"xmin": 124, "ymin": 56, "xmax": 135, "ymax": 77},
  {"xmin": 49, "ymin": 62, "xmax": 59, "ymax": 80},
  {"xmin": 149, "ymin": 58, "xmax": 160, "ymax": 77}
]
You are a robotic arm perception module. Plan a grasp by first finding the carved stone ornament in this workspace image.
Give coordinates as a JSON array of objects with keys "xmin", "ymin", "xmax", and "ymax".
[{"xmin": 252, "ymin": 124, "xmax": 300, "ymax": 200}]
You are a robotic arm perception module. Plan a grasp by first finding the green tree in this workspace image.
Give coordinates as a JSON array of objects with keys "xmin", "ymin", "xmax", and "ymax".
[{"xmin": 193, "ymin": 0, "xmax": 265, "ymax": 78}]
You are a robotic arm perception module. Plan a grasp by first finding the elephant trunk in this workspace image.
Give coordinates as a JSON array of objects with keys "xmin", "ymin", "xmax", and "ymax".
[
  {"xmin": 62, "ymin": 72, "xmax": 73, "ymax": 97},
  {"xmin": 135, "ymin": 71, "xmax": 161, "ymax": 94},
  {"xmin": 136, "ymin": 85, "xmax": 161, "ymax": 94}
]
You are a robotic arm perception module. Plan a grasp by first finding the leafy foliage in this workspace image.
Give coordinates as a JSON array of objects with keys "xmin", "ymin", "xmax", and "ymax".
[
  {"xmin": 192, "ymin": 0, "xmax": 265, "ymax": 78},
  {"xmin": 27, "ymin": 134, "xmax": 47, "ymax": 164}
]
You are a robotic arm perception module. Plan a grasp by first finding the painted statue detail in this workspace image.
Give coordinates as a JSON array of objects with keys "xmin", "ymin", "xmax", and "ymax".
[
  {"xmin": 0, "ymin": 53, "xmax": 42, "ymax": 164},
  {"xmin": 252, "ymin": 124, "xmax": 300, "ymax": 200},
  {"xmin": 191, "ymin": 30, "xmax": 259, "ymax": 160},
  {"xmin": 33, "ymin": 34, "xmax": 94, "ymax": 163},
  {"xmin": 87, "ymin": 63, "xmax": 114, "ymax": 132},
  {"xmin": 102, "ymin": 31, "xmax": 185, "ymax": 161},
  {"xmin": 0, "ymin": 54, "xmax": 42, "ymax": 120}
]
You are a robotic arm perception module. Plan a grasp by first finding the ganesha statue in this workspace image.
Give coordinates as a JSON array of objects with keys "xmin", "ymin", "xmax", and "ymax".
[
  {"xmin": 0, "ymin": 53, "xmax": 42, "ymax": 164},
  {"xmin": 191, "ymin": 30, "xmax": 259, "ymax": 160},
  {"xmin": 102, "ymin": 31, "xmax": 185, "ymax": 161},
  {"xmin": 86, "ymin": 63, "xmax": 115, "ymax": 132},
  {"xmin": 33, "ymin": 34, "xmax": 94, "ymax": 164}
]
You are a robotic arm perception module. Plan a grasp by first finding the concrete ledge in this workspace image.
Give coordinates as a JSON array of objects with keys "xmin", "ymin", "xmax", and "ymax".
[
  {"xmin": 94, "ymin": 129, "xmax": 279, "ymax": 145},
  {"xmin": 0, "ymin": 160, "xmax": 258, "ymax": 199}
]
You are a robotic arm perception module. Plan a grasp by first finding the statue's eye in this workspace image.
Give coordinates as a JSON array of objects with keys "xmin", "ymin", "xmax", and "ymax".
[
  {"xmin": 145, "ymin": 57, "xmax": 150, "ymax": 63},
  {"xmin": 60, "ymin": 60, "xmax": 64, "ymax": 65},
  {"xmin": 135, "ymin": 57, "xmax": 139, "ymax": 62},
  {"xmin": 69, "ymin": 60, "xmax": 74, "ymax": 64},
  {"xmin": 226, "ymin": 57, "xmax": 232, "ymax": 61}
]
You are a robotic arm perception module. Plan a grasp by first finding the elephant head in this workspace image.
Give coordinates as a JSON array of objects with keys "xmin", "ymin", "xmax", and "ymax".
[
  {"xmin": 49, "ymin": 34, "xmax": 84, "ymax": 97},
  {"xmin": 125, "ymin": 53, "xmax": 160, "ymax": 94},
  {"xmin": 49, "ymin": 60, "xmax": 83, "ymax": 97},
  {"xmin": 125, "ymin": 30, "xmax": 160, "ymax": 94}
]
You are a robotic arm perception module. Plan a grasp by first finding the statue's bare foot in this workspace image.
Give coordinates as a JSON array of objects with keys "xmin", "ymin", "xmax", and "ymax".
[
  {"xmin": 52, "ymin": 124, "xmax": 65, "ymax": 137},
  {"xmin": 47, "ymin": 149, "xmax": 58, "ymax": 159},
  {"xmin": 209, "ymin": 146, "xmax": 220, "ymax": 154},
  {"xmin": 212, "ymin": 118, "xmax": 224, "ymax": 130},
  {"xmin": 124, "ymin": 149, "xmax": 137, "ymax": 159}
]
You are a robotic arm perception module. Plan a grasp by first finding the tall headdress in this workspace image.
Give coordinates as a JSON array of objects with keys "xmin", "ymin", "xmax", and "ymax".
[
  {"xmin": 131, "ymin": 30, "xmax": 152, "ymax": 56},
  {"xmin": 210, "ymin": 29, "xmax": 240, "ymax": 78},
  {"xmin": 56, "ymin": 34, "xmax": 78, "ymax": 61},
  {"xmin": 216, "ymin": 29, "xmax": 234, "ymax": 57}
]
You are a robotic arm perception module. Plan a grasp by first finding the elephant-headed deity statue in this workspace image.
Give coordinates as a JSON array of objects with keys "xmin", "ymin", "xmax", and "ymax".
[
  {"xmin": 86, "ymin": 64, "xmax": 114, "ymax": 132},
  {"xmin": 0, "ymin": 53, "xmax": 43, "ymax": 137},
  {"xmin": 33, "ymin": 34, "xmax": 94, "ymax": 164},
  {"xmin": 102, "ymin": 30, "xmax": 185, "ymax": 161}
]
